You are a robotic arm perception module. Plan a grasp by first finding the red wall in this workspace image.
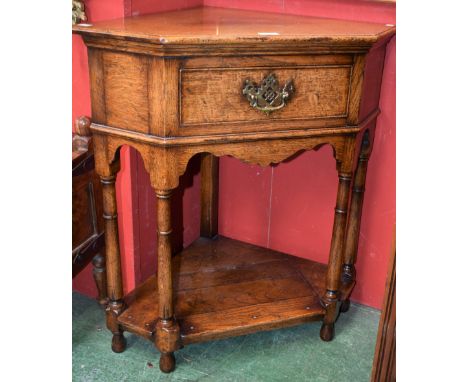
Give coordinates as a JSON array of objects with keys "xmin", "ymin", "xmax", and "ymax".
[{"xmin": 73, "ymin": 0, "xmax": 395, "ymax": 309}]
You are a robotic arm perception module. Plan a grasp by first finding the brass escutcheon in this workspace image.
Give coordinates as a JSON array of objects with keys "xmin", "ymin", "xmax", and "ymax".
[{"xmin": 242, "ymin": 73, "xmax": 294, "ymax": 115}]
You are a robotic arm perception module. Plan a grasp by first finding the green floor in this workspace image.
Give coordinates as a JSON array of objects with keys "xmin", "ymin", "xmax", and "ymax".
[{"xmin": 73, "ymin": 292, "xmax": 380, "ymax": 382}]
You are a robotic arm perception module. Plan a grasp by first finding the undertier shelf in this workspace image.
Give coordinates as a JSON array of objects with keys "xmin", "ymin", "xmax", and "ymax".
[{"xmin": 118, "ymin": 236, "xmax": 353, "ymax": 345}]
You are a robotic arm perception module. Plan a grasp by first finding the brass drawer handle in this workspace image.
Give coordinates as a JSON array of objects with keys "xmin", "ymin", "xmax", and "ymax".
[{"xmin": 242, "ymin": 73, "xmax": 294, "ymax": 115}]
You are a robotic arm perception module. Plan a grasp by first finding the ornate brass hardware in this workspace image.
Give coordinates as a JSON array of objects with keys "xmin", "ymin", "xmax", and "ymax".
[{"xmin": 242, "ymin": 73, "xmax": 294, "ymax": 115}]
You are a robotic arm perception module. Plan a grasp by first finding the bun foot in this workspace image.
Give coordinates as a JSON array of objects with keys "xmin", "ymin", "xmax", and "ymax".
[
  {"xmin": 111, "ymin": 333, "xmax": 127, "ymax": 353},
  {"xmin": 320, "ymin": 323, "xmax": 335, "ymax": 342},
  {"xmin": 159, "ymin": 352, "xmax": 176, "ymax": 373},
  {"xmin": 340, "ymin": 299, "xmax": 350, "ymax": 313}
]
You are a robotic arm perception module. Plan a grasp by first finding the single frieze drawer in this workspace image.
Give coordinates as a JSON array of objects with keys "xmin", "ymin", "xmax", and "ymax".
[{"xmin": 180, "ymin": 65, "xmax": 352, "ymax": 125}]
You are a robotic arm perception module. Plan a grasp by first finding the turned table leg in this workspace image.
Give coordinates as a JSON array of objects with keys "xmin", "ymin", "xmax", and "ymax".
[
  {"xmin": 92, "ymin": 253, "xmax": 108, "ymax": 308},
  {"xmin": 320, "ymin": 170, "xmax": 352, "ymax": 342},
  {"xmin": 155, "ymin": 189, "xmax": 181, "ymax": 373},
  {"xmin": 101, "ymin": 174, "xmax": 126, "ymax": 353},
  {"xmin": 341, "ymin": 131, "xmax": 372, "ymax": 313}
]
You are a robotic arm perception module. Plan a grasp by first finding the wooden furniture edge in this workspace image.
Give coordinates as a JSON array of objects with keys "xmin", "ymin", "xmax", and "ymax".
[
  {"xmin": 72, "ymin": 7, "xmax": 395, "ymax": 57},
  {"xmin": 371, "ymin": 227, "xmax": 396, "ymax": 381},
  {"xmin": 89, "ymin": 108, "xmax": 379, "ymax": 147}
]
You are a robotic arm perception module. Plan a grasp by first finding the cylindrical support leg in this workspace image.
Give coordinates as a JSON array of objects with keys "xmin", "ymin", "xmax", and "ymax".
[
  {"xmin": 155, "ymin": 189, "xmax": 181, "ymax": 373},
  {"xmin": 321, "ymin": 172, "xmax": 352, "ymax": 341},
  {"xmin": 101, "ymin": 175, "xmax": 126, "ymax": 353},
  {"xmin": 92, "ymin": 253, "xmax": 108, "ymax": 308},
  {"xmin": 341, "ymin": 132, "xmax": 372, "ymax": 312}
]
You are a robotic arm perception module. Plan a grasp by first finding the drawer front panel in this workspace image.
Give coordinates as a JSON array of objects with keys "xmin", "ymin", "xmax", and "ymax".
[{"xmin": 180, "ymin": 66, "xmax": 351, "ymax": 126}]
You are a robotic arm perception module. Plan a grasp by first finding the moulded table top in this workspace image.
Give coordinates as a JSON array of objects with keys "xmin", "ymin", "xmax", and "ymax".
[{"xmin": 72, "ymin": 6, "xmax": 395, "ymax": 46}]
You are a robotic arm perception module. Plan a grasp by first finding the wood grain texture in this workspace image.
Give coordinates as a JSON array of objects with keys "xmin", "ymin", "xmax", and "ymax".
[
  {"xmin": 155, "ymin": 190, "xmax": 175, "ymax": 319},
  {"xmin": 87, "ymin": 49, "xmax": 107, "ymax": 124},
  {"xmin": 181, "ymin": 66, "xmax": 351, "ymax": 125},
  {"xmin": 178, "ymin": 54, "xmax": 354, "ymax": 137},
  {"xmin": 183, "ymin": 54, "xmax": 353, "ymax": 69},
  {"xmin": 87, "ymin": 49, "xmax": 383, "ymax": 140},
  {"xmin": 91, "ymin": 131, "xmax": 358, "ymax": 191},
  {"xmin": 92, "ymin": 253, "xmax": 108, "ymax": 307},
  {"xmin": 101, "ymin": 174, "xmax": 123, "ymax": 303},
  {"xmin": 359, "ymin": 44, "xmax": 388, "ymax": 121},
  {"xmin": 371, "ymin": 230, "xmax": 396, "ymax": 382},
  {"xmin": 200, "ymin": 153, "xmax": 219, "ymax": 238},
  {"xmin": 154, "ymin": 189, "xmax": 182, "ymax": 363},
  {"xmin": 342, "ymin": 130, "xmax": 373, "ymax": 286},
  {"xmin": 103, "ymin": 51, "xmax": 149, "ymax": 133},
  {"xmin": 347, "ymin": 54, "xmax": 366, "ymax": 125},
  {"xmin": 320, "ymin": 169, "xmax": 352, "ymax": 341},
  {"xmin": 117, "ymin": 236, "xmax": 354, "ymax": 344},
  {"xmin": 179, "ymin": 296, "xmax": 323, "ymax": 344},
  {"xmin": 73, "ymin": 7, "xmax": 395, "ymax": 57},
  {"xmin": 99, "ymin": 168, "xmax": 127, "ymax": 353}
]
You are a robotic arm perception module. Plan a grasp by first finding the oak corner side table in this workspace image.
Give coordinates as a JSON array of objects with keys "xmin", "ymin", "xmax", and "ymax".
[{"xmin": 73, "ymin": 6, "xmax": 395, "ymax": 373}]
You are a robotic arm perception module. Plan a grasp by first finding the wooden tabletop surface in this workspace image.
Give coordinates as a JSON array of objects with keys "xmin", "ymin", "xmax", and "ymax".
[{"xmin": 73, "ymin": 6, "xmax": 395, "ymax": 46}]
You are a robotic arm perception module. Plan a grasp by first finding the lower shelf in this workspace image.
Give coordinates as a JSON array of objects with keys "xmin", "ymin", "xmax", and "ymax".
[{"xmin": 118, "ymin": 236, "xmax": 353, "ymax": 345}]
